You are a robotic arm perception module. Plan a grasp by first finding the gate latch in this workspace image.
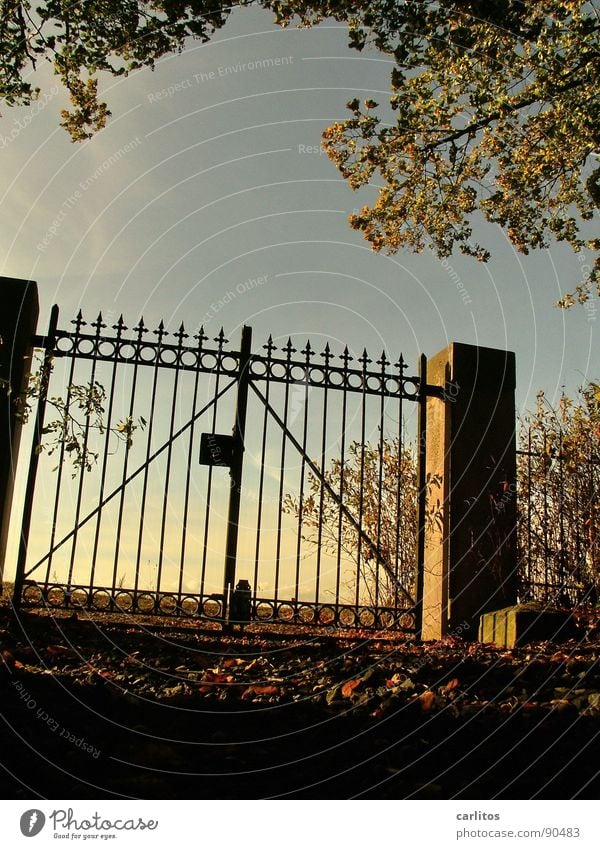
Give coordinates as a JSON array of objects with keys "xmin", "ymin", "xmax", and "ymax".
[
  {"xmin": 229, "ymin": 579, "xmax": 252, "ymax": 630},
  {"xmin": 199, "ymin": 433, "xmax": 234, "ymax": 467}
]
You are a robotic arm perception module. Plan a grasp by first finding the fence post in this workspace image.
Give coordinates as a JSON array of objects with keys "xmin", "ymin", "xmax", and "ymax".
[
  {"xmin": 421, "ymin": 342, "xmax": 518, "ymax": 640},
  {"xmin": 222, "ymin": 324, "xmax": 252, "ymax": 629},
  {"xmin": 0, "ymin": 277, "xmax": 39, "ymax": 590}
]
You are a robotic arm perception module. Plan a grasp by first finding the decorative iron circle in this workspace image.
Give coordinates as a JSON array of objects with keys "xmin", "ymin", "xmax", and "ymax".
[
  {"xmin": 309, "ymin": 368, "xmax": 326, "ymax": 385},
  {"xmin": 181, "ymin": 596, "xmax": 199, "ymax": 616},
  {"xmin": 398, "ymin": 612, "xmax": 416, "ymax": 631},
  {"xmin": 70, "ymin": 588, "xmax": 88, "ymax": 608},
  {"xmin": 290, "ymin": 365, "xmax": 306, "ymax": 382},
  {"xmin": 297, "ymin": 605, "xmax": 315, "ymax": 624},
  {"xmin": 56, "ymin": 336, "xmax": 75, "ymax": 354},
  {"xmin": 140, "ymin": 345, "xmax": 156, "ymax": 363},
  {"xmin": 277, "ymin": 603, "xmax": 295, "ymax": 622},
  {"xmin": 347, "ymin": 373, "xmax": 363, "ymax": 390},
  {"xmin": 200, "ymin": 353, "xmax": 217, "ymax": 371},
  {"xmin": 158, "ymin": 595, "xmax": 177, "ymax": 615},
  {"xmin": 202, "ymin": 598, "xmax": 221, "ymax": 618},
  {"xmin": 135, "ymin": 593, "xmax": 156, "ymax": 613},
  {"xmin": 47, "ymin": 586, "xmax": 66, "ymax": 607},
  {"xmin": 270, "ymin": 362, "xmax": 287, "ymax": 380},
  {"xmin": 180, "ymin": 350, "xmax": 197, "ymax": 368},
  {"xmin": 358, "ymin": 607, "xmax": 376, "ymax": 627},
  {"xmin": 378, "ymin": 609, "xmax": 396, "ymax": 629},
  {"xmin": 403, "ymin": 379, "xmax": 419, "ymax": 398},
  {"xmin": 256, "ymin": 601, "xmax": 274, "ymax": 620},
  {"xmin": 91, "ymin": 590, "xmax": 111, "ymax": 610},
  {"xmin": 159, "ymin": 348, "xmax": 177, "ymax": 365},
  {"xmin": 22, "ymin": 584, "xmax": 43, "ymax": 605},
  {"xmin": 367, "ymin": 375, "xmax": 381, "ymax": 391},
  {"xmin": 117, "ymin": 342, "xmax": 136, "ymax": 361},
  {"xmin": 114, "ymin": 591, "xmax": 134, "ymax": 612},
  {"xmin": 221, "ymin": 355, "xmax": 238, "ymax": 373},
  {"xmin": 338, "ymin": 607, "xmax": 356, "ymax": 627},
  {"xmin": 318, "ymin": 605, "xmax": 335, "ymax": 625},
  {"xmin": 78, "ymin": 339, "xmax": 95, "ymax": 356},
  {"xmin": 385, "ymin": 377, "xmax": 401, "ymax": 394},
  {"xmin": 99, "ymin": 340, "xmax": 116, "ymax": 358},
  {"xmin": 329, "ymin": 370, "xmax": 344, "ymax": 387},
  {"xmin": 250, "ymin": 359, "xmax": 267, "ymax": 376}
]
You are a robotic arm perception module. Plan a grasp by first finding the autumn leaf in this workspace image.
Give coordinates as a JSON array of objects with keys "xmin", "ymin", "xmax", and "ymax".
[
  {"xmin": 442, "ymin": 678, "xmax": 460, "ymax": 693},
  {"xmin": 203, "ymin": 672, "xmax": 234, "ymax": 685},
  {"xmin": 253, "ymin": 685, "xmax": 280, "ymax": 696},
  {"xmin": 341, "ymin": 678, "xmax": 363, "ymax": 698},
  {"xmin": 1, "ymin": 649, "xmax": 15, "ymax": 671},
  {"xmin": 418, "ymin": 690, "xmax": 436, "ymax": 712},
  {"xmin": 241, "ymin": 684, "xmax": 279, "ymax": 700},
  {"xmin": 550, "ymin": 699, "xmax": 577, "ymax": 714}
]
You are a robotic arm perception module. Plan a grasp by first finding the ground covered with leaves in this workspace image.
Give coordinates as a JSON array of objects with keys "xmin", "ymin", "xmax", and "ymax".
[{"xmin": 1, "ymin": 601, "xmax": 599, "ymax": 800}]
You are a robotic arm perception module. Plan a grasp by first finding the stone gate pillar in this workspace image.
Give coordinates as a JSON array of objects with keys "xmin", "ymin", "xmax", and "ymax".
[
  {"xmin": 0, "ymin": 277, "xmax": 39, "ymax": 589},
  {"xmin": 421, "ymin": 343, "xmax": 518, "ymax": 640}
]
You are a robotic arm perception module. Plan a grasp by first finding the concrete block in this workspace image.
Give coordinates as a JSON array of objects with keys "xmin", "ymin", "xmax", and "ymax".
[{"xmin": 479, "ymin": 603, "xmax": 577, "ymax": 648}]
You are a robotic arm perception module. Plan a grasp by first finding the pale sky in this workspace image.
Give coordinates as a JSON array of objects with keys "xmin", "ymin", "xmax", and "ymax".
[{"xmin": 1, "ymin": 6, "xmax": 597, "ymax": 414}]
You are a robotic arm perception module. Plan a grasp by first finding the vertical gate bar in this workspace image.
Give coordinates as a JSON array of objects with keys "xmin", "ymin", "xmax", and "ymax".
[
  {"xmin": 13, "ymin": 305, "xmax": 59, "ymax": 609},
  {"xmin": 375, "ymin": 352, "xmax": 387, "ymax": 612},
  {"xmin": 335, "ymin": 348, "xmax": 350, "ymax": 613},
  {"xmin": 133, "ymin": 321, "xmax": 165, "ymax": 596},
  {"xmin": 527, "ymin": 428, "xmax": 532, "ymax": 596},
  {"xmin": 200, "ymin": 329, "xmax": 224, "ymax": 599},
  {"xmin": 274, "ymin": 339, "xmax": 294, "ymax": 607},
  {"xmin": 222, "ymin": 324, "xmax": 252, "ymax": 627},
  {"xmin": 294, "ymin": 344, "xmax": 311, "ymax": 612},
  {"xmin": 355, "ymin": 350, "xmax": 369, "ymax": 610},
  {"xmin": 591, "ymin": 454, "xmax": 598, "ymax": 593},
  {"xmin": 574, "ymin": 455, "xmax": 581, "ymax": 590},
  {"xmin": 112, "ymin": 317, "xmax": 145, "ymax": 594},
  {"xmin": 414, "ymin": 353, "xmax": 427, "ymax": 640},
  {"xmin": 315, "ymin": 344, "xmax": 331, "ymax": 609},
  {"xmin": 90, "ymin": 316, "xmax": 123, "ymax": 592},
  {"xmin": 68, "ymin": 313, "xmax": 104, "ymax": 588},
  {"xmin": 394, "ymin": 355, "xmax": 405, "ymax": 621},
  {"xmin": 156, "ymin": 324, "xmax": 185, "ymax": 595},
  {"xmin": 179, "ymin": 327, "xmax": 206, "ymax": 598},
  {"xmin": 543, "ymin": 432, "xmax": 549, "ymax": 598},
  {"xmin": 253, "ymin": 336, "xmax": 274, "ymax": 609},
  {"xmin": 45, "ymin": 311, "xmax": 83, "ymax": 587},
  {"xmin": 558, "ymin": 425, "xmax": 566, "ymax": 594}
]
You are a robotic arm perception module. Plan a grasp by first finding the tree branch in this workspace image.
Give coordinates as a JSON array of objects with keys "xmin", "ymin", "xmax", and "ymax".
[{"xmin": 423, "ymin": 53, "xmax": 598, "ymax": 153}]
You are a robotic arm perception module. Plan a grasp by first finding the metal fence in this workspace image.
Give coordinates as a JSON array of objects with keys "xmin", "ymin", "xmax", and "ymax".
[
  {"xmin": 516, "ymin": 437, "xmax": 599, "ymax": 605},
  {"xmin": 14, "ymin": 308, "xmax": 430, "ymax": 632}
]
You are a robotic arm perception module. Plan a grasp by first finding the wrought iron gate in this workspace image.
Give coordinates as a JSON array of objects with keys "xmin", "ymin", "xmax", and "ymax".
[{"xmin": 14, "ymin": 308, "xmax": 432, "ymax": 633}]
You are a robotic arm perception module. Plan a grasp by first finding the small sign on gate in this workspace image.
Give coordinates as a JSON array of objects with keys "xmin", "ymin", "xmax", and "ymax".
[{"xmin": 199, "ymin": 432, "xmax": 234, "ymax": 467}]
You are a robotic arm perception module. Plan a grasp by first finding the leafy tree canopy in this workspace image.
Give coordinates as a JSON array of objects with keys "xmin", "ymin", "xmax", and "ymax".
[{"xmin": 1, "ymin": 1, "xmax": 599, "ymax": 304}]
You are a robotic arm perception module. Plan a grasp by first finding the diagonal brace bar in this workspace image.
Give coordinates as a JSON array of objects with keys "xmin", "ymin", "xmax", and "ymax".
[{"xmin": 250, "ymin": 381, "xmax": 415, "ymax": 606}]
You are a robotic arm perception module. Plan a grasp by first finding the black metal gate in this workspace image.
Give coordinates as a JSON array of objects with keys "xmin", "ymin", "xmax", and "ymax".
[{"xmin": 14, "ymin": 309, "xmax": 431, "ymax": 633}]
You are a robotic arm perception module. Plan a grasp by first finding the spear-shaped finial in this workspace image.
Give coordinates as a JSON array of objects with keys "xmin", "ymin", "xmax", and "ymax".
[{"xmin": 263, "ymin": 334, "xmax": 277, "ymax": 358}]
